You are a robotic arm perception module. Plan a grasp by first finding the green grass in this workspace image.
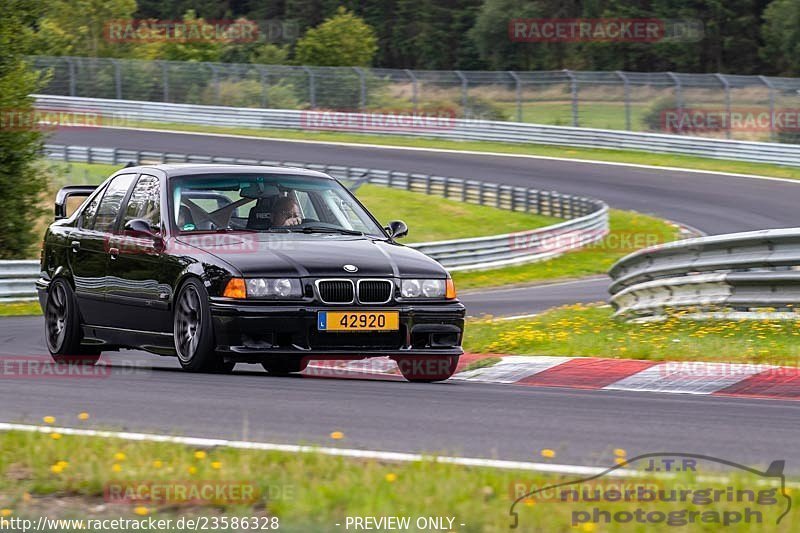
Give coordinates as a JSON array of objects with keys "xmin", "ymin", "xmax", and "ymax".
[
  {"xmin": 0, "ymin": 430, "xmax": 794, "ymax": 532},
  {"xmin": 454, "ymin": 209, "xmax": 681, "ymax": 290},
  {"xmin": 48, "ymin": 161, "xmax": 124, "ymax": 187},
  {"xmin": 464, "ymin": 304, "xmax": 800, "ymax": 365},
  {"xmin": 0, "ymin": 301, "xmax": 41, "ymax": 317},
  {"xmin": 355, "ymin": 184, "xmax": 559, "ymax": 243},
  {"xmin": 119, "ymin": 119, "xmax": 800, "ymax": 179}
]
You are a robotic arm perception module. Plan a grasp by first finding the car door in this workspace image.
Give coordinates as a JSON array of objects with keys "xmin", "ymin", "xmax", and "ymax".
[
  {"xmin": 69, "ymin": 173, "xmax": 137, "ymax": 327},
  {"xmin": 105, "ymin": 173, "xmax": 172, "ymax": 333}
]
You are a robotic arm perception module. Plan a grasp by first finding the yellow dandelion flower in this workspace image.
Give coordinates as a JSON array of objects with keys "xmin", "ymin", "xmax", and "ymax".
[
  {"xmin": 613, "ymin": 448, "xmax": 626, "ymax": 457},
  {"xmin": 330, "ymin": 431, "xmax": 344, "ymax": 440},
  {"xmin": 152, "ymin": 460, "xmax": 163, "ymax": 469},
  {"xmin": 211, "ymin": 461, "xmax": 222, "ymax": 470},
  {"xmin": 188, "ymin": 466, "xmax": 197, "ymax": 475},
  {"xmin": 50, "ymin": 432, "xmax": 62, "ymax": 440},
  {"xmin": 77, "ymin": 412, "xmax": 89, "ymax": 421},
  {"xmin": 43, "ymin": 416, "xmax": 55, "ymax": 424},
  {"xmin": 385, "ymin": 473, "xmax": 397, "ymax": 483},
  {"xmin": 540, "ymin": 449, "xmax": 556, "ymax": 459},
  {"xmin": 50, "ymin": 464, "xmax": 64, "ymax": 474},
  {"xmin": 111, "ymin": 464, "xmax": 122, "ymax": 473},
  {"xmin": 133, "ymin": 507, "xmax": 149, "ymax": 516},
  {"xmin": 0, "ymin": 510, "xmax": 11, "ymax": 518},
  {"xmin": 113, "ymin": 452, "xmax": 126, "ymax": 461},
  {"xmin": 194, "ymin": 451, "xmax": 207, "ymax": 460}
]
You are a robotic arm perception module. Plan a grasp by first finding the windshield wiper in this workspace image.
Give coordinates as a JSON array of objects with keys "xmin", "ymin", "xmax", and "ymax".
[{"xmin": 288, "ymin": 226, "xmax": 365, "ymax": 236}]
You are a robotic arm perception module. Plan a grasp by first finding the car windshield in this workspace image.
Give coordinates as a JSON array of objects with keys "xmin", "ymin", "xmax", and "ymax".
[{"xmin": 171, "ymin": 173, "xmax": 386, "ymax": 237}]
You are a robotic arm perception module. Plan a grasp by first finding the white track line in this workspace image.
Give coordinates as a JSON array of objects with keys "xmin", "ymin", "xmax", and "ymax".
[
  {"xmin": 95, "ymin": 126, "xmax": 798, "ymax": 184},
  {"xmin": 0, "ymin": 421, "xmax": 620, "ymax": 477}
]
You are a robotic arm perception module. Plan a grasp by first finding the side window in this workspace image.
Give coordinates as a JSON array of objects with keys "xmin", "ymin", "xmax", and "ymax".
[
  {"xmin": 92, "ymin": 173, "xmax": 137, "ymax": 233},
  {"xmin": 123, "ymin": 175, "xmax": 161, "ymax": 230},
  {"xmin": 78, "ymin": 184, "xmax": 107, "ymax": 229}
]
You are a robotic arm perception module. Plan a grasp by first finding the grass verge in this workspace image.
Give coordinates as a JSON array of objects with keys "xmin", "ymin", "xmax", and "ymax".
[
  {"xmin": 118, "ymin": 119, "xmax": 800, "ymax": 179},
  {"xmin": 464, "ymin": 303, "xmax": 800, "ymax": 365},
  {"xmin": 453, "ymin": 209, "xmax": 681, "ymax": 290},
  {"xmin": 0, "ymin": 430, "xmax": 793, "ymax": 532},
  {"xmin": 0, "ymin": 301, "xmax": 41, "ymax": 317}
]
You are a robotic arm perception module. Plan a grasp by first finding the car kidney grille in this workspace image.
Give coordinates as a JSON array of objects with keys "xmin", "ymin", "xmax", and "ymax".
[
  {"xmin": 318, "ymin": 280, "xmax": 354, "ymax": 303},
  {"xmin": 358, "ymin": 280, "xmax": 392, "ymax": 303}
]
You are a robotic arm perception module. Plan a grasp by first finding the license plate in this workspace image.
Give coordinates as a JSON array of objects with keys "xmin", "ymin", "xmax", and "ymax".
[{"xmin": 318, "ymin": 311, "xmax": 399, "ymax": 332}]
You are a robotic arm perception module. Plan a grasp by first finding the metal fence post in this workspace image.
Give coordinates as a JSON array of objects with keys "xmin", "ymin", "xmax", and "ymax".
[
  {"xmin": 667, "ymin": 72, "xmax": 682, "ymax": 114},
  {"xmin": 303, "ymin": 66, "xmax": 316, "ymax": 109},
  {"xmin": 509, "ymin": 71, "xmax": 522, "ymax": 122},
  {"xmin": 616, "ymin": 71, "xmax": 631, "ymax": 131},
  {"xmin": 565, "ymin": 69, "xmax": 578, "ymax": 127},
  {"xmin": 207, "ymin": 63, "xmax": 220, "ymax": 105},
  {"xmin": 112, "ymin": 59, "xmax": 122, "ymax": 99},
  {"xmin": 404, "ymin": 69, "xmax": 418, "ymax": 111},
  {"xmin": 66, "ymin": 57, "xmax": 76, "ymax": 97},
  {"xmin": 455, "ymin": 70, "xmax": 468, "ymax": 118},
  {"xmin": 160, "ymin": 61, "xmax": 169, "ymax": 102},
  {"xmin": 715, "ymin": 73, "xmax": 731, "ymax": 139},
  {"xmin": 259, "ymin": 66, "xmax": 269, "ymax": 108},
  {"xmin": 353, "ymin": 67, "xmax": 366, "ymax": 110},
  {"xmin": 759, "ymin": 75, "xmax": 776, "ymax": 142}
]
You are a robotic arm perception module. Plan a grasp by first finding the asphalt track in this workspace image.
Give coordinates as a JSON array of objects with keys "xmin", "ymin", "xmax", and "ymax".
[{"xmin": 0, "ymin": 126, "xmax": 795, "ymax": 471}]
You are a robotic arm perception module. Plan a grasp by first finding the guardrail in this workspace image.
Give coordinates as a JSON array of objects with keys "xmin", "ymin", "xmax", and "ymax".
[
  {"xmin": 0, "ymin": 261, "xmax": 41, "ymax": 302},
  {"xmin": 608, "ymin": 228, "xmax": 800, "ymax": 320},
  {"xmin": 34, "ymin": 95, "xmax": 800, "ymax": 167}
]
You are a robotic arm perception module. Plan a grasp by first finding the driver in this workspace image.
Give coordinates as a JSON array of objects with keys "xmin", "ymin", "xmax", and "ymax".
[{"xmin": 271, "ymin": 196, "xmax": 302, "ymax": 226}]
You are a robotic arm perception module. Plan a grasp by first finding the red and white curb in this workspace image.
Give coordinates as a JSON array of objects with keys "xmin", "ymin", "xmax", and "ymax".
[{"xmin": 303, "ymin": 355, "xmax": 800, "ymax": 401}]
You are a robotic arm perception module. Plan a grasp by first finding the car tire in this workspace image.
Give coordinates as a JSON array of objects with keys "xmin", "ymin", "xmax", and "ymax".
[
  {"xmin": 261, "ymin": 357, "xmax": 309, "ymax": 375},
  {"xmin": 45, "ymin": 278, "xmax": 101, "ymax": 365},
  {"xmin": 394, "ymin": 355, "xmax": 459, "ymax": 383},
  {"xmin": 174, "ymin": 278, "xmax": 234, "ymax": 373}
]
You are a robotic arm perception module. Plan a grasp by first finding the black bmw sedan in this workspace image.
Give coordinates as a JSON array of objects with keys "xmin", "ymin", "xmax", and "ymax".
[{"xmin": 37, "ymin": 164, "xmax": 465, "ymax": 382}]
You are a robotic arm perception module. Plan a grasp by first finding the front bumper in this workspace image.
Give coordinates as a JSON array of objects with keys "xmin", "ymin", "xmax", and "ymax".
[{"xmin": 210, "ymin": 299, "xmax": 465, "ymax": 363}]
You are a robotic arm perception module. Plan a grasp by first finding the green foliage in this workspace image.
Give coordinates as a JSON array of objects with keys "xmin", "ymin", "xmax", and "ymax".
[
  {"xmin": 27, "ymin": 0, "xmax": 139, "ymax": 58},
  {"xmin": 19, "ymin": 0, "xmax": 800, "ymax": 75},
  {"xmin": 761, "ymin": 0, "xmax": 800, "ymax": 76},
  {"xmin": 0, "ymin": 1, "xmax": 48, "ymax": 259},
  {"xmin": 294, "ymin": 7, "xmax": 378, "ymax": 67}
]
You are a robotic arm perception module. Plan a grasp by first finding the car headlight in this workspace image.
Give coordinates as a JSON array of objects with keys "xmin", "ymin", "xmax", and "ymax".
[
  {"xmin": 400, "ymin": 279, "xmax": 456, "ymax": 299},
  {"xmin": 224, "ymin": 278, "xmax": 303, "ymax": 299}
]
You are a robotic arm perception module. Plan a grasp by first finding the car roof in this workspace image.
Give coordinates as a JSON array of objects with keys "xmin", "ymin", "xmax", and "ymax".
[{"xmin": 118, "ymin": 164, "xmax": 334, "ymax": 180}]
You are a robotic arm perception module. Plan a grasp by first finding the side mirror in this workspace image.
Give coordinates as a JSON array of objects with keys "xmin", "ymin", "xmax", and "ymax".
[
  {"xmin": 124, "ymin": 218, "xmax": 156, "ymax": 238},
  {"xmin": 386, "ymin": 220, "xmax": 408, "ymax": 240}
]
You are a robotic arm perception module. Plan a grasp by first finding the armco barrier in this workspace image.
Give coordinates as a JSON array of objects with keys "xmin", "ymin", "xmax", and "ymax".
[
  {"xmin": 33, "ymin": 95, "xmax": 800, "ymax": 167},
  {"xmin": 0, "ymin": 143, "xmax": 609, "ymax": 301},
  {"xmin": 609, "ymin": 228, "xmax": 800, "ymax": 320},
  {"xmin": 0, "ymin": 261, "xmax": 40, "ymax": 301}
]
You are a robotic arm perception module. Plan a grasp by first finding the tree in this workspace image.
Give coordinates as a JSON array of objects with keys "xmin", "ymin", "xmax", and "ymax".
[
  {"xmin": 28, "ymin": 0, "xmax": 138, "ymax": 57},
  {"xmin": 294, "ymin": 7, "xmax": 378, "ymax": 67},
  {"xmin": 0, "ymin": 1, "xmax": 48, "ymax": 258},
  {"xmin": 761, "ymin": 0, "xmax": 800, "ymax": 75}
]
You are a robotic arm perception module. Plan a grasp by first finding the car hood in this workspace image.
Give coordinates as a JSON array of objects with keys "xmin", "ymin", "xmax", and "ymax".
[{"xmin": 174, "ymin": 233, "xmax": 448, "ymax": 278}]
